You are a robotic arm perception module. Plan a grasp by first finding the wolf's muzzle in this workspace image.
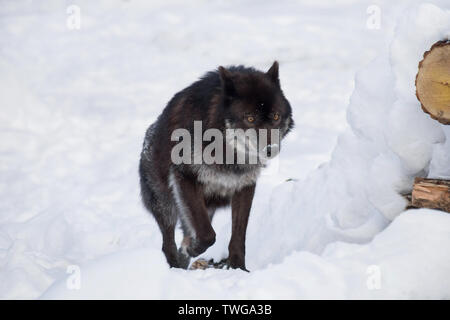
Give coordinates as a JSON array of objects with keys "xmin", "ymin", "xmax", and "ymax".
[{"xmin": 262, "ymin": 143, "xmax": 279, "ymax": 158}]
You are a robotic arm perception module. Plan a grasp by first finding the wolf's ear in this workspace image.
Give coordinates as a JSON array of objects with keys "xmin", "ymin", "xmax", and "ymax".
[
  {"xmin": 266, "ymin": 61, "xmax": 279, "ymax": 85},
  {"xmin": 218, "ymin": 66, "xmax": 236, "ymax": 96}
]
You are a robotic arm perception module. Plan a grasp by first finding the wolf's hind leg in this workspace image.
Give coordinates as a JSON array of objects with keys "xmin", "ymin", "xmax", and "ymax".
[
  {"xmin": 155, "ymin": 214, "xmax": 190, "ymax": 269},
  {"xmin": 160, "ymin": 222, "xmax": 178, "ymax": 267},
  {"xmin": 140, "ymin": 179, "xmax": 188, "ymax": 268}
]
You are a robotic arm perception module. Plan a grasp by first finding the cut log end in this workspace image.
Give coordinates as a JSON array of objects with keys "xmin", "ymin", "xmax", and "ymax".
[
  {"xmin": 411, "ymin": 178, "xmax": 450, "ymax": 213},
  {"xmin": 415, "ymin": 40, "xmax": 450, "ymax": 125}
]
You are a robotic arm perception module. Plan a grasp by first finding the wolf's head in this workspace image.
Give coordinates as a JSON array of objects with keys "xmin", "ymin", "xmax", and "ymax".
[{"xmin": 218, "ymin": 62, "xmax": 294, "ymax": 162}]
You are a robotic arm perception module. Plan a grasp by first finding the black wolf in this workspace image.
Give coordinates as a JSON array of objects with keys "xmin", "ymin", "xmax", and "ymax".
[{"xmin": 139, "ymin": 61, "xmax": 293, "ymax": 270}]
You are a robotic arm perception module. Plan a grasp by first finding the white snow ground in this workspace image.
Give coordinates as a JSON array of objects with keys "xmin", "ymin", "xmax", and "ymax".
[{"xmin": 1, "ymin": 0, "xmax": 449, "ymax": 299}]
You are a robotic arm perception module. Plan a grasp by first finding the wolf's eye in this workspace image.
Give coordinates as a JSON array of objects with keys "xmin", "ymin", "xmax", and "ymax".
[
  {"xmin": 247, "ymin": 116, "xmax": 255, "ymax": 123},
  {"xmin": 273, "ymin": 113, "xmax": 280, "ymax": 121}
]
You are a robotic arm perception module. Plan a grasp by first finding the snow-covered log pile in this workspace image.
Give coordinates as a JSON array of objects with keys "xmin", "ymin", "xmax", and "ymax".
[{"xmin": 411, "ymin": 40, "xmax": 450, "ymax": 212}]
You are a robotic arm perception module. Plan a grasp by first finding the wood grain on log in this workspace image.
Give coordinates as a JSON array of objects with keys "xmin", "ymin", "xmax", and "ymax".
[
  {"xmin": 411, "ymin": 178, "xmax": 450, "ymax": 213},
  {"xmin": 415, "ymin": 40, "xmax": 450, "ymax": 125}
]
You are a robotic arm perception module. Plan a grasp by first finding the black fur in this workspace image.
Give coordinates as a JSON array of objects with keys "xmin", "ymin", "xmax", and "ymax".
[{"xmin": 139, "ymin": 61, "xmax": 293, "ymax": 270}]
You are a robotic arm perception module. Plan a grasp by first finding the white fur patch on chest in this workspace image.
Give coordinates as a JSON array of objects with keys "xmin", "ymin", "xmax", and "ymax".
[{"xmin": 196, "ymin": 165, "xmax": 260, "ymax": 197}]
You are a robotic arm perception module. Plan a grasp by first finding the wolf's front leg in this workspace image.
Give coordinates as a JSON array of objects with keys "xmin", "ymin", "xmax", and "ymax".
[
  {"xmin": 228, "ymin": 183, "xmax": 256, "ymax": 271},
  {"xmin": 170, "ymin": 170, "xmax": 216, "ymax": 257}
]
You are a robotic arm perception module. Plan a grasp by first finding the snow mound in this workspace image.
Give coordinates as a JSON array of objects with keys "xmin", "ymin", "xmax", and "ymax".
[
  {"xmin": 244, "ymin": 3, "xmax": 450, "ymax": 269},
  {"xmin": 42, "ymin": 210, "xmax": 450, "ymax": 299}
]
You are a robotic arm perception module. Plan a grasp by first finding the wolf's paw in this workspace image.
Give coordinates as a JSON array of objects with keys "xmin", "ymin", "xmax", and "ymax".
[
  {"xmin": 186, "ymin": 235, "xmax": 216, "ymax": 257},
  {"xmin": 225, "ymin": 255, "xmax": 249, "ymax": 272},
  {"xmin": 186, "ymin": 242, "xmax": 207, "ymax": 257}
]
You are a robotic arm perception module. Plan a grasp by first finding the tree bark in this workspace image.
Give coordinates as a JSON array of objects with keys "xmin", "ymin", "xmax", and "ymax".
[{"xmin": 411, "ymin": 178, "xmax": 450, "ymax": 213}]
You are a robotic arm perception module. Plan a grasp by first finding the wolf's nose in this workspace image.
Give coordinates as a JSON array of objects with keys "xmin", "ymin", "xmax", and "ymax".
[
  {"xmin": 266, "ymin": 145, "xmax": 272, "ymax": 157},
  {"xmin": 263, "ymin": 144, "xmax": 279, "ymax": 158}
]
